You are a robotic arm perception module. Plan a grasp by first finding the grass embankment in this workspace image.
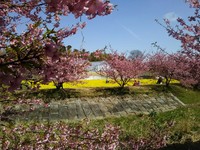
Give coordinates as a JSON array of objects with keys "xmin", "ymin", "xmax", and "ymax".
[
  {"xmin": 84, "ymin": 84, "xmax": 200, "ymax": 145},
  {"xmin": 52, "ymin": 83, "xmax": 199, "ymax": 147},
  {"xmin": 15, "ymin": 80, "xmax": 200, "ymax": 148}
]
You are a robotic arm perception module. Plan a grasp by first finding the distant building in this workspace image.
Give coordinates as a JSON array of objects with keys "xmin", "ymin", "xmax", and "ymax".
[
  {"xmin": 85, "ymin": 61, "xmax": 107, "ymax": 80},
  {"xmin": 88, "ymin": 61, "xmax": 107, "ymax": 72}
]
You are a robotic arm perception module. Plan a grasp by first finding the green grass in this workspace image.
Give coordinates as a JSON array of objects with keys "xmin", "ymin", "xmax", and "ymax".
[
  {"xmin": 10, "ymin": 80, "xmax": 200, "ymax": 145},
  {"xmin": 83, "ymin": 87, "xmax": 200, "ymax": 143},
  {"xmin": 18, "ymin": 84, "xmax": 171, "ymax": 100},
  {"xmin": 85, "ymin": 105, "xmax": 200, "ymax": 142},
  {"xmin": 69, "ymin": 84, "xmax": 199, "ymax": 143},
  {"xmin": 40, "ymin": 83, "xmax": 200, "ymax": 144},
  {"xmin": 168, "ymin": 85, "xmax": 200, "ymax": 104}
]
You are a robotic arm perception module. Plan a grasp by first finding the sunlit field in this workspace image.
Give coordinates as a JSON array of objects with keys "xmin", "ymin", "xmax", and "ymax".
[{"xmin": 38, "ymin": 78, "xmax": 179, "ymax": 89}]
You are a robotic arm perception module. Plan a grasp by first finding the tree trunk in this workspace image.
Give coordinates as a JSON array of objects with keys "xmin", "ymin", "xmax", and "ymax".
[
  {"xmin": 165, "ymin": 77, "xmax": 171, "ymax": 87},
  {"xmin": 120, "ymin": 82, "xmax": 125, "ymax": 89},
  {"xmin": 56, "ymin": 82, "xmax": 63, "ymax": 90}
]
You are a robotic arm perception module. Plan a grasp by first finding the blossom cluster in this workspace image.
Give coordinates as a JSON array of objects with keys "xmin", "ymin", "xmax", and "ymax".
[{"xmin": 1, "ymin": 123, "xmax": 120, "ymax": 149}]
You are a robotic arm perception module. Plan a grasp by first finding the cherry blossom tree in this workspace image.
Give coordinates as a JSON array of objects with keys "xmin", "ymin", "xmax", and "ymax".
[
  {"xmin": 160, "ymin": 0, "xmax": 200, "ymax": 88},
  {"xmin": 42, "ymin": 51, "xmax": 90, "ymax": 89},
  {"xmin": 147, "ymin": 50, "xmax": 178, "ymax": 87},
  {"xmin": 0, "ymin": 0, "xmax": 114, "ymax": 142},
  {"xmin": 173, "ymin": 53, "xmax": 200, "ymax": 88},
  {"xmin": 0, "ymin": 0, "xmax": 114, "ymax": 91},
  {"xmin": 164, "ymin": 0, "xmax": 199, "ymax": 53},
  {"xmin": 98, "ymin": 51, "xmax": 146, "ymax": 88}
]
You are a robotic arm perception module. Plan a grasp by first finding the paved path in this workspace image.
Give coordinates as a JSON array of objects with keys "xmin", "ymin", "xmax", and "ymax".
[{"xmin": 19, "ymin": 93, "xmax": 185, "ymax": 121}]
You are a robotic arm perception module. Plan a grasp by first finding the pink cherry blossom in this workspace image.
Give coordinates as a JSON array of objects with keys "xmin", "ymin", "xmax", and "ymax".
[
  {"xmin": 0, "ymin": 0, "xmax": 114, "ymax": 90},
  {"xmin": 162, "ymin": 0, "xmax": 200, "ymax": 88},
  {"xmin": 98, "ymin": 51, "xmax": 147, "ymax": 88}
]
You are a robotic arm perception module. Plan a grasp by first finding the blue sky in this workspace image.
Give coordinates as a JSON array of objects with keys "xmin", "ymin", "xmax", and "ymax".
[{"xmin": 62, "ymin": 0, "xmax": 195, "ymax": 54}]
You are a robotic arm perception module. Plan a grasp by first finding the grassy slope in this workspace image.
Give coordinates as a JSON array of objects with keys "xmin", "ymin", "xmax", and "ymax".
[
  {"xmin": 168, "ymin": 85, "xmax": 200, "ymax": 104},
  {"xmin": 77, "ymin": 84, "xmax": 200, "ymax": 143},
  {"xmin": 18, "ymin": 80, "xmax": 200, "ymax": 144}
]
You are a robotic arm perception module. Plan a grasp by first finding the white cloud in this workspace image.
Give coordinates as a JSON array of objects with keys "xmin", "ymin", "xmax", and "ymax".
[{"xmin": 164, "ymin": 12, "xmax": 178, "ymax": 22}]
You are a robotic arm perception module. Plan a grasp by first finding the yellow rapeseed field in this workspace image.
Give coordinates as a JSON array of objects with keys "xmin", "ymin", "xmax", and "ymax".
[{"xmin": 39, "ymin": 79, "xmax": 179, "ymax": 89}]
